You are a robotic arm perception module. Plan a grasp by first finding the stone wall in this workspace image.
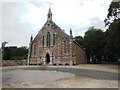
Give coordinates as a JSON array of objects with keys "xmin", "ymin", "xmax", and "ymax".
[
  {"xmin": 72, "ymin": 42, "xmax": 86, "ymax": 64},
  {"xmin": 2, "ymin": 60, "xmax": 27, "ymax": 67}
]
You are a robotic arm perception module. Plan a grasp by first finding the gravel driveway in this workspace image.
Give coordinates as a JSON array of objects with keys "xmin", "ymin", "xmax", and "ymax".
[
  {"xmin": 24, "ymin": 66, "xmax": 118, "ymax": 80},
  {"xmin": 2, "ymin": 64, "xmax": 119, "ymax": 88}
]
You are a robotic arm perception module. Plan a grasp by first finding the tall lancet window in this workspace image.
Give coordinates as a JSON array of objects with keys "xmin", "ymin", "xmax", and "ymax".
[
  {"xmin": 34, "ymin": 44, "xmax": 36, "ymax": 55},
  {"xmin": 42, "ymin": 36, "xmax": 44, "ymax": 47},
  {"xmin": 53, "ymin": 34, "xmax": 55, "ymax": 45},
  {"xmin": 47, "ymin": 32, "xmax": 51, "ymax": 46},
  {"xmin": 64, "ymin": 41, "xmax": 67, "ymax": 53}
]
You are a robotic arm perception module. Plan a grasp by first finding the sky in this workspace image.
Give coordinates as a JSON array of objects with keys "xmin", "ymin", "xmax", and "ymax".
[{"xmin": 1, "ymin": 0, "xmax": 112, "ymax": 47}]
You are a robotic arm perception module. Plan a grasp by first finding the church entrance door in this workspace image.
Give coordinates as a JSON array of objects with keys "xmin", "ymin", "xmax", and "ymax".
[{"xmin": 46, "ymin": 53, "xmax": 50, "ymax": 64}]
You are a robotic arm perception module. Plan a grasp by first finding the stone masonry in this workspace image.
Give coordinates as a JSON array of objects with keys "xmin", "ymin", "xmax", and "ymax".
[{"xmin": 28, "ymin": 8, "xmax": 86, "ymax": 65}]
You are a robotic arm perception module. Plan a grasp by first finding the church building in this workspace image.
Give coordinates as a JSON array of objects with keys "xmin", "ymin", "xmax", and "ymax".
[{"xmin": 28, "ymin": 8, "xmax": 86, "ymax": 65}]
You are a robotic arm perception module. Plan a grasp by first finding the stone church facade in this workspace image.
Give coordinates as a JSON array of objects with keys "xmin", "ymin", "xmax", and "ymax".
[{"xmin": 28, "ymin": 8, "xmax": 86, "ymax": 65}]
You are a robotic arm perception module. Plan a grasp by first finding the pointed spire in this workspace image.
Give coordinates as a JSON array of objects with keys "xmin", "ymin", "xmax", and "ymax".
[
  {"xmin": 70, "ymin": 28, "xmax": 72, "ymax": 36},
  {"xmin": 47, "ymin": 6, "xmax": 52, "ymax": 21},
  {"xmin": 30, "ymin": 35, "xmax": 33, "ymax": 42},
  {"xmin": 48, "ymin": 7, "xmax": 51, "ymax": 13}
]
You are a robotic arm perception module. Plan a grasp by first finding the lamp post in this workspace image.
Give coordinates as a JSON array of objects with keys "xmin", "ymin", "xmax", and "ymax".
[{"xmin": 2, "ymin": 41, "xmax": 8, "ymax": 60}]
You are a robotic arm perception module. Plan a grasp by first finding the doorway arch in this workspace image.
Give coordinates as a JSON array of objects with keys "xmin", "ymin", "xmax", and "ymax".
[{"xmin": 46, "ymin": 53, "xmax": 50, "ymax": 64}]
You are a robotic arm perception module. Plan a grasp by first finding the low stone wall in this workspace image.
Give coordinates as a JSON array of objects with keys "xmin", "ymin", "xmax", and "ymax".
[{"xmin": 2, "ymin": 60, "xmax": 27, "ymax": 67}]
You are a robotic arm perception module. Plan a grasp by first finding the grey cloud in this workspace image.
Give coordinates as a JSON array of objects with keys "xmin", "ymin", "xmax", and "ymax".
[
  {"xmin": 100, "ymin": 3, "xmax": 111, "ymax": 10},
  {"xmin": 73, "ymin": 27, "xmax": 89, "ymax": 37},
  {"xmin": 1, "ymin": 1, "xmax": 109, "ymax": 47},
  {"xmin": 0, "ymin": 3, "xmax": 2, "ymax": 44},
  {"xmin": 79, "ymin": 0, "xmax": 93, "ymax": 6},
  {"xmin": 88, "ymin": 17, "xmax": 105, "ymax": 30},
  {"xmin": 30, "ymin": 2, "xmax": 53, "ymax": 8},
  {"xmin": 79, "ymin": 0, "xmax": 87, "ymax": 6},
  {"xmin": 2, "ymin": 2, "xmax": 34, "ymax": 46},
  {"xmin": 69, "ymin": 17, "xmax": 106, "ymax": 37}
]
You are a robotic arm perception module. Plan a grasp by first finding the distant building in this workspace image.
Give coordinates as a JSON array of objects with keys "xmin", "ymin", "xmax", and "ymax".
[{"xmin": 28, "ymin": 8, "xmax": 86, "ymax": 65}]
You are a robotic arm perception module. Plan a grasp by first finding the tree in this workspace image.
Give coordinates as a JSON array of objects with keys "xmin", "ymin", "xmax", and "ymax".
[
  {"xmin": 83, "ymin": 27, "xmax": 105, "ymax": 63},
  {"xmin": 104, "ymin": 0, "xmax": 120, "ymax": 26},
  {"xmin": 3, "ymin": 46, "xmax": 28, "ymax": 60},
  {"xmin": 3, "ymin": 47, "xmax": 11, "ymax": 60},
  {"xmin": 104, "ymin": 0, "xmax": 120, "ymax": 62},
  {"xmin": 105, "ymin": 20, "xmax": 120, "ymax": 62},
  {"xmin": 74, "ymin": 36, "xmax": 84, "ymax": 47}
]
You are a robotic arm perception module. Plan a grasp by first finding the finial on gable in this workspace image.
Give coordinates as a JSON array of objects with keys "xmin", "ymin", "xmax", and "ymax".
[
  {"xmin": 30, "ymin": 35, "xmax": 33, "ymax": 42},
  {"xmin": 47, "ymin": 3, "xmax": 52, "ymax": 21},
  {"xmin": 49, "ymin": 2, "xmax": 51, "ymax": 10}
]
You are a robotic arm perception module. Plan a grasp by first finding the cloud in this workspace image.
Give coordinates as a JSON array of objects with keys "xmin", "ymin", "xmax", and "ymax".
[
  {"xmin": 1, "ymin": 0, "xmax": 112, "ymax": 47},
  {"xmin": 2, "ymin": 2, "xmax": 34, "ymax": 46},
  {"xmin": 0, "ymin": 3, "xmax": 2, "ymax": 45},
  {"xmin": 88, "ymin": 17, "xmax": 105, "ymax": 30}
]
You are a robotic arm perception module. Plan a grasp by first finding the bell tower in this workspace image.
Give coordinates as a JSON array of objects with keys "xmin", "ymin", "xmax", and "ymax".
[{"xmin": 47, "ymin": 7, "xmax": 52, "ymax": 21}]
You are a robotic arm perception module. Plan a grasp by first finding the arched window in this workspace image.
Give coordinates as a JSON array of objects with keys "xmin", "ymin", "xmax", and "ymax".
[
  {"xmin": 47, "ymin": 32, "xmax": 51, "ymax": 46},
  {"xmin": 53, "ymin": 34, "xmax": 55, "ymax": 45},
  {"xmin": 64, "ymin": 39, "xmax": 69, "ymax": 54},
  {"xmin": 67, "ymin": 41, "xmax": 69, "ymax": 53},
  {"xmin": 42, "ymin": 36, "xmax": 44, "ymax": 47},
  {"xmin": 34, "ymin": 44, "xmax": 36, "ymax": 55},
  {"xmin": 64, "ymin": 41, "xmax": 66, "ymax": 53}
]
